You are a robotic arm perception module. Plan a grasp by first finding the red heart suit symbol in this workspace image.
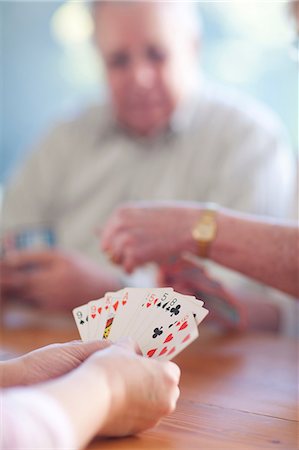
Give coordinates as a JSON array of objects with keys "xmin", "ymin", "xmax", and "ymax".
[
  {"xmin": 167, "ymin": 347, "xmax": 176, "ymax": 356},
  {"xmin": 182, "ymin": 333, "xmax": 191, "ymax": 343},
  {"xmin": 147, "ymin": 348, "xmax": 157, "ymax": 358},
  {"xmin": 163, "ymin": 333, "xmax": 173, "ymax": 343},
  {"xmin": 91, "ymin": 314, "xmax": 96, "ymax": 319},
  {"xmin": 113, "ymin": 301, "xmax": 119, "ymax": 312},
  {"xmin": 179, "ymin": 321, "xmax": 188, "ymax": 331},
  {"xmin": 159, "ymin": 347, "xmax": 168, "ymax": 356}
]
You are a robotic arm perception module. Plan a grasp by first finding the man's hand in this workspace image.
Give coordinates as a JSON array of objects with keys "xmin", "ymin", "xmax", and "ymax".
[
  {"xmin": 0, "ymin": 250, "xmax": 122, "ymax": 310},
  {"xmin": 158, "ymin": 258, "xmax": 247, "ymax": 330},
  {"xmin": 0, "ymin": 340, "xmax": 112, "ymax": 387},
  {"xmin": 101, "ymin": 202, "xmax": 201, "ymax": 272}
]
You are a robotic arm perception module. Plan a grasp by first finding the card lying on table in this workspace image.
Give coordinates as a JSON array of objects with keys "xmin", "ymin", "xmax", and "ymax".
[{"xmin": 72, "ymin": 287, "xmax": 208, "ymax": 361}]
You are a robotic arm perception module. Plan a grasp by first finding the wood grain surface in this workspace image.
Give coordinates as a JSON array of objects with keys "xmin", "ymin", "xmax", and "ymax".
[{"xmin": 1, "ymin": 309, "xmax": 297, "ymax": 450}]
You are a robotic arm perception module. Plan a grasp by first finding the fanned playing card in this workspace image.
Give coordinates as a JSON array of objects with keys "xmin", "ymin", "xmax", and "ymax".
[
  {"xmin": 72, "ymin": 287, "xmax": 208, "ymax": 360},
  {"xmin": 72, "ymin": 304, "xmax": 89, "ymax": 342}
]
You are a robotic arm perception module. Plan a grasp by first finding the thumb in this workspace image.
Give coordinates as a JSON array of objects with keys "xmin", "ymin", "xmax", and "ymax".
[{"xmin": 64, "ymin": 340, "xmax": 113, "ymax": 361}]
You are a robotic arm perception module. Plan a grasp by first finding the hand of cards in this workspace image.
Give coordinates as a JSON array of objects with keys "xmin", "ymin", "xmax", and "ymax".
[{"xmin": 73, "ymin": 288, "xmax": 208, "ymax": 361}]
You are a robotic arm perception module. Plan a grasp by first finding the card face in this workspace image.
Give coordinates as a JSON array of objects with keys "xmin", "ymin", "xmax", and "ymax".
[
  {"xmin": 102, "ymin": 289, "xmax": 125, "ymax": 339},
  {"xmin": 72, "ymin": 287, "xmax": 208, "ymax": 359},
  {"xmin": 72, "ymin": 304, "xmax": 89, "ymax": 342},
  {"xmin": 137, "ymin": 307, "xmax": 181, "ymax": 358},
  {"xmin": 107, "ymin": 288, "xmax": 148, "ymax": 341},
  {"xmin": 95, "ymin": 293, "xmax": 115, "ymax": 339},
  {"xmin": 145, "ymin": 312, "xmax": 199, "ymax": 361},
  {"xmin": 157, "ymin": 312, "xmax": 199, "ymax": 361},
  {"xmin": 138, "ymin": 307, "xmax": 202, "ymax": 360},
  {"xmin": 87, "ymin": 297, "xmax": 107, "ymax": 340}
]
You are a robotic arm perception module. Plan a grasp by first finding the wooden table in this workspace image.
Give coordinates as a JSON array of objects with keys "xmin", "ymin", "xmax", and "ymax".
[{"xmin": 1, "ymin": 312, "xmax": 298, "ymax": 450}]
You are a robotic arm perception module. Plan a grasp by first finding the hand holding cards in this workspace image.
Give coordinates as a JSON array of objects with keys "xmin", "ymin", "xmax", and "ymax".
[
  {"xmin": 1, "ymin": 226, "xmax": 56, "ymax": 257},
  {"xmin": 73, "ymin": 287, "xmax": 208, "ymax": 360}
]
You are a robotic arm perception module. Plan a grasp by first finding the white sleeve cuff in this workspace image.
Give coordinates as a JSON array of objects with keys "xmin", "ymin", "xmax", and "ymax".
[{"xmin": 2, "ymin": 387, "xmax": 78, "ymax": 449}]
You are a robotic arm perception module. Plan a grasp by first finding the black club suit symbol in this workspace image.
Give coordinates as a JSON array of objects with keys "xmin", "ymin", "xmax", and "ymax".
[
  {"xmin": 170, "ymin": 305, "xmax": 181, "ymax": 317},
  {"xmin": 152, "ymin": 327, "xmax": 163, "ymax": 338}
]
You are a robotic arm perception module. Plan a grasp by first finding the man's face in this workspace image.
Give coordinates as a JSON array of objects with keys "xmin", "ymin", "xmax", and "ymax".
[{"xmin": 94, "ymin": 3, "xmax": 198, "ymax": 136}]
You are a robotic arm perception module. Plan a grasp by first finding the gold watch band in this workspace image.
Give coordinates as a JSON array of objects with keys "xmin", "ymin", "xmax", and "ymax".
[{"xmin": 192, "ymin": 207, "xmax": 218, "ymax": 258}]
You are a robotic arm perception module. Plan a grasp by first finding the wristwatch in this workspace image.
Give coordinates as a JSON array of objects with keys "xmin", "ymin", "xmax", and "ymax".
[{"xmin": 191, "ymin": 205, "xmax": 218, "ymax": 258}]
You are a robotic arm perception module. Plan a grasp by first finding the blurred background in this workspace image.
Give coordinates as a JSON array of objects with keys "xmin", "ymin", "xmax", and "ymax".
[{"xmin": 0, "ymin": 0, "xmax": 298, "ymax": 185}]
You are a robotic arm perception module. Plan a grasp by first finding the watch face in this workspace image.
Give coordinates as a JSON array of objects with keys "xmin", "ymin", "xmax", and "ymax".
[
  {"xmin": 199, "ymin": 224, "xmax": 214, "ymax": 240},
  {"xmin": 192, "ymin": 213, "xmax": 217, "ymax": 243},
  {"xmin": 192, "ymin": 225, "xmax": 212, "ymax": 241}
]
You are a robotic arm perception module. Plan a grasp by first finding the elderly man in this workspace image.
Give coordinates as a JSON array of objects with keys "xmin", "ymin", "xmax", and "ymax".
[{"xmin": 1, "ymin": 1, "xmax": 296, "ymax": 313}]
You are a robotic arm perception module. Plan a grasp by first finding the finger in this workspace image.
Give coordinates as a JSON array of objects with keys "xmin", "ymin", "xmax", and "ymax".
[
  {"xmin": 171, "ymin": 386, "xmax": 181, "ymax": 410},
  {"xmin": 163, "ymin": 361, "xmax": 181, "ymax": 384},
  {"xmin": 107, "ymin": 233, "xmax": 135, "ymax": 266},
  {"xmin": 121, "ymin": 242, "xmax": 159, "ymax": 273},
  {"xmin": 4, "ymin": 250, "xmax": 56, "ymax": 269},
  {"xmin": 101, "ymin": 206, "xmax": 138, "ymax": 250},
  {"xmin": 101, "ymin": 216, "xmax": 124, "ymax": 251},
  {"xmin": 105, "ymin": 249, "xmax": 118, "ymax": 265},
  {"xmin": 96, "ymin": 224, "xmax": 116, "ymax": 251},
  {"xmin": 101, "ymin": 223, "xmax": 113, "ymax": 250},
  {"xmin": 0, "ymin": 269, "xmax": 28, "ymax": 292},
  {"xmin": 115, "ymin": 337, "xmax": 142, "ymax": 355}
]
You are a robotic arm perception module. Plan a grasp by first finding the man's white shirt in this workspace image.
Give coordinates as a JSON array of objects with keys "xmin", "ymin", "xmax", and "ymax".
[{"xmin": 2, "ymin": 82, "xmax": 296, "ymax": 266}]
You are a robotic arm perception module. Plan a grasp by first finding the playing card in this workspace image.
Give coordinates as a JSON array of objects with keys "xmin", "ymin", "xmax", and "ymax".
[
  {"xmin": 102, "ymin": 289, "xmax": 125, "ymax": 339},
  {"xmin": 72, "ymin": 304, "xmax": 89, "ymax": 342},
  {"xmin": 107, "ymin": 288, "xmax": 148, "ymax": 341},
  {"xmin": 87, "ymin": 296, "xmax": 107, "ymax": 340},
  {"xmin": 92, "ymin": 293, "xmax": 117, "ymax": 340},
  {"xmin": 72, "ymin": 287, "xmax": 209, "ymax": 360}
]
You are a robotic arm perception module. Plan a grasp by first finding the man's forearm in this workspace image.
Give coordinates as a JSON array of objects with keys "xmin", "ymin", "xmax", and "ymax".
[{"xmin": 210, "ymin": 210, "xmax": 298, "ymax": 298}]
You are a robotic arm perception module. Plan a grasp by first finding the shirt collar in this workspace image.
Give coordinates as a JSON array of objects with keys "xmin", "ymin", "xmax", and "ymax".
[{"xmin": 95, "ymin": 76, "xmax": 204, "ymax": 145}]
